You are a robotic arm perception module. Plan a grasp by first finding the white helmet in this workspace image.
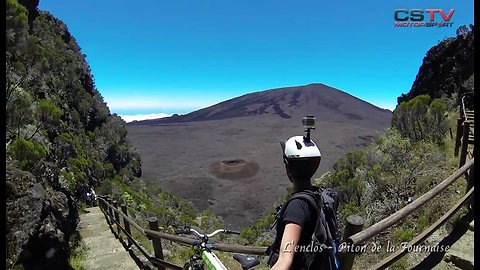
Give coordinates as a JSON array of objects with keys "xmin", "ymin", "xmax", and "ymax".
[
  {"xmin": 281, "ymin": 136, "xmax": 321, "ymax": 181},
  {"xmin": 282, "ymin": 136, "xmax": 321, "ymax": 159}
]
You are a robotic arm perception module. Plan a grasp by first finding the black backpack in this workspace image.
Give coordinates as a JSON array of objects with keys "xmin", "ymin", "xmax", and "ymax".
[{"xmin": 267, "ymin": 187, "xmax": 340, "ymax": 270}]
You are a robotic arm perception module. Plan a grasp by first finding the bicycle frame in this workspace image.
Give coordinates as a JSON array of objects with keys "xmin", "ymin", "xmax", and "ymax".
[
  {"xmin": 181, "ymin": 228, "xmax": 238, "ymax": 270},
  {"xmin": 201, "ymin": 250, "xmax": 227, "ymax": 270}
]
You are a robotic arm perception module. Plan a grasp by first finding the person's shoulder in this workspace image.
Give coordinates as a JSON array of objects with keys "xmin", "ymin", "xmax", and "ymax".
[
  {"xmin": 285, "ymin": 197, "xmax": 311, "ymax": 214},
  {"xmin": 283, "ymin": 196, "xmax": 312, "ymax": 227}
]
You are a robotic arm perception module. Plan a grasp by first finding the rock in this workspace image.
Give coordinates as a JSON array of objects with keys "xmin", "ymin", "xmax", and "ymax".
[
  {"xmin": 6, "ymin": 164, "xmax": 45, "ymax": 269},
  {"xmin": 468, "ymin": 221, "xmax": 474, "ymax": 231},
  {"xmin": 443, "ymin": 230, "xmax": 474, "ymax": 270},
  {"xmin": 18, "ymin": 0, "xmax": 40, "ymax": 25},
  {"xmin": 6, "ymin": 160, "xmax": 79, "ymax": 269}
]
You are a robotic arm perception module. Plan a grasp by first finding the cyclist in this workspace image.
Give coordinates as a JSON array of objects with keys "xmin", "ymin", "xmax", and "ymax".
[
  {"xmin": 268, "ymin": 134, "xmax": 324, "ymax": 269},
  {"xmin": 89, "ymin": 187, "xmax": 97, "ymax": 207}
]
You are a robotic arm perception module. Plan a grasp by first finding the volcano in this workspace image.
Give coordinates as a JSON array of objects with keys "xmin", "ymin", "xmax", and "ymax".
[
  {"xmin": 126, "ymin": 83, "xmax": 392, "ymax": 228},
  {"xmin": 130, "ymin": 83, "xmax": 390, "ymax": 125}
]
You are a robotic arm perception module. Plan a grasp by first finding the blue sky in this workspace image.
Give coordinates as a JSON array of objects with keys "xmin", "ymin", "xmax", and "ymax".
[{"xmin": 39, "ymin": 0, "xmax": 474, "ymax": 121}]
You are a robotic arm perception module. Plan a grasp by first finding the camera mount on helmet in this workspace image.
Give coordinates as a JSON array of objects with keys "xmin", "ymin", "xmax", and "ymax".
[{"xmin": 302, "ymin": 115, "xmax": 315, "ymax": 142}]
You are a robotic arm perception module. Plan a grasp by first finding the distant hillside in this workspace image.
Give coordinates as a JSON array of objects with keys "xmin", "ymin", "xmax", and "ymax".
[
  {"xmin": 129, "ymin": 83, "xmax": 391, "ymax": 125},
  {"xmin": 397, "ymin": 28, "xmax": 474, "ymax": 108}
]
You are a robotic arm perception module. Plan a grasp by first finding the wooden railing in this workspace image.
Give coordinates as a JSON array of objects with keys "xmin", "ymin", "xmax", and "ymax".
[
  {"xmin": 455, "ymin": 94, "xmax": 475, "ymax": 167},
  {"xmin": 97, "ymin": 195, "xmax": 268, "ymax": 269}
]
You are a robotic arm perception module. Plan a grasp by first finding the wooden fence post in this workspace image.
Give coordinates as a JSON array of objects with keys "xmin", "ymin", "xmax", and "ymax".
[
  {"xmin": 454, "ymin": 118, "xmax": 463, "ymax": 156},
  {"xmin": 459, "ymin": 121, "xmax": 470, "ymax": 169},
  {"xmin": 107, "ymin": 197, "xmax": 114, "ymax": 224},
  {"xmin": 121, "ymin": 204, "xmax": 132, "ymax": 247},
  {"xmin": 339, "ymin": 215, "xmax": 365, "ymax": 270},
  {"xmin": 147, "ymin": 217, "xmax": 166, "ymax": 270},
  {"xmin": 467, "ymin": 164, "xmax": 474, "ymax": 211},
  {"xmin": 100, "ymin": 198, "xmax": 110, "ymax": 225},
  {"xmin": 113, "ymin": 200, "xmax": 121, "ymax": 238},
  {"xmin": 98, "ymin": 197, "xmax": 103, "ymax": 211}
]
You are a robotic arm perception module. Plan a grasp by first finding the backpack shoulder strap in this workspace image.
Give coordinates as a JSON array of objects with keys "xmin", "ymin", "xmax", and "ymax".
[{"xmin": 293, "ymin": 190, "xmax": 337, "ymax": 244}]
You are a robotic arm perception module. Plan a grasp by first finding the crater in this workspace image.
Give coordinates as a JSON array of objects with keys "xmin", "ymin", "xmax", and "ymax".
[
  {"xmin": 223, "ymin": 159, "xmax": 246, "ymax": 166},
  {"xmin": 209, "ymin": 159, "xmax": 259, "ymax": 180}
]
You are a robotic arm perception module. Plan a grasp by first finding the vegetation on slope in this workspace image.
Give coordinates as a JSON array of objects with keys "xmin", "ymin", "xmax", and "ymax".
[{"xmin": 6, "ymin": 0, "xmax": 141, "ymax": 199}]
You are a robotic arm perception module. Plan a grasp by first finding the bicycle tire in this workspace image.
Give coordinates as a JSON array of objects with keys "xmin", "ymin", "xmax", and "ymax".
[{"xmin": 183, "ymin": 262, "xmax": 191, "ymax": 270}]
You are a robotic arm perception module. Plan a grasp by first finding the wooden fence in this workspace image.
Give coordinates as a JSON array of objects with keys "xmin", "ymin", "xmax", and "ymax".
[{"xmin": 455, "ymin": 94, "xmax": 474, "ymax": 167}]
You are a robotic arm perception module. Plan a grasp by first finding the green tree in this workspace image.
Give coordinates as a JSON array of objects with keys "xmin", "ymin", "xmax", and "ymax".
[
  {"xmin": 6, "ymin": 0, "xmax": 28, "ymax": 58},
  {"xmin": 392, "ymin": 94, "xmax": 448, "ymax": 145},
  {"xmin": 427, "ymin": 99, "xmax": 448, "ymax": 144},
  {"xmin": 29, "ymin": 99, "xmax": 62, "ymax": 139},
  {"xmin": 6, "ymin": 89, "xmax": 34, "ymax": 139}
]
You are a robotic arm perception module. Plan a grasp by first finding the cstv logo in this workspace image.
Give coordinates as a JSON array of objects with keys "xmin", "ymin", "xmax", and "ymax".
[{"xmin": 394, "ymin": 9, "xmax": 454, "ymax": 28}]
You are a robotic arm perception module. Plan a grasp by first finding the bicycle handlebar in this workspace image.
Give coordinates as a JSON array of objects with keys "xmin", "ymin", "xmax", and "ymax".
[{"xmin": 175, "ymin": 228, "xmax": 240, "ymax": 239}]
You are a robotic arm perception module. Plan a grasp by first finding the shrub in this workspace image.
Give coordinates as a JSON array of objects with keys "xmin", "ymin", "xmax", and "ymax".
[
  {"xmin": 392, "ymin": 95, "xmax": 448, "ymax": 145},
  {"xmin": 122, "ymin": 191, "xmax": 134, "ymax": 206},
  {"xmin": 7, "ymin": 137, "xmax": 46, "ymax": 171},
  {"xmin": 96, "ymin": 178, "xmax": 113, "ymax": 195},
  {"xmin": 240, "ymin": 227, "xmax": 258, "ymax": 244},
  {"xmin": 394, "ymin": 227, "xmax": 414, "ymax": 243},
  {"xmin": 6, "ymin": 90, "xmax": 34, "ymax": 139}
]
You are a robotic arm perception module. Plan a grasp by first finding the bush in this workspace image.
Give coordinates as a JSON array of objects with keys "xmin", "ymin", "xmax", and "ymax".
[
  {"xmin": 35, "ymin": 99, "xmax": 62, "ymax": 136},
  {"xmin": 240, "ymin": 227, "xmax": 258, "ymax": 244},
  {"xmin": 6, "ymin": 90, "xmax": 34, "ymax": 139},
  {"xmin": 392, "ymin": 95, "xmax": 448, "ymax": 145},
  {"xmin": 7, "ymin": 137, "xmax": 46, "ymax": 171},
  {"xmin": 394, "ymin": 227, "xmax": 414, "ymax": 243},
  {"xmin": 96, "ymin": 178, "xmax": 113, "ymax": 195}
]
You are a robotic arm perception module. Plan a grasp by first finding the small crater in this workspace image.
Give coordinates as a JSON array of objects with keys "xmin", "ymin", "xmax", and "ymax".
[
  {"xmin": 223, "ymin": 159, "xmax": 246, "ymax": 166},
  {"xmin": 209, "ymin": 159, "xmax": 259, "ymax": 180}
]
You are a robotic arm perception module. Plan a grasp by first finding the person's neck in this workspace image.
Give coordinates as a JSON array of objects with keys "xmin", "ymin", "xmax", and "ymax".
[{"xmin": 293, "ymin": 180, "xmax": 312, "ymax": 192}]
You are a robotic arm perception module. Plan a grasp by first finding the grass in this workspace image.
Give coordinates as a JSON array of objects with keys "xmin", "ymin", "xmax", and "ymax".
[{"xmin": 69, "ymin": 242, "xmax": 88, "ymax": 270}]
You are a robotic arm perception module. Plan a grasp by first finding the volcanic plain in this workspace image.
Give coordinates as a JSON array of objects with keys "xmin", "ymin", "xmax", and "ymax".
[{"xmin": 126, "ymin": 83, "xmax": 392, "ymax": 229}]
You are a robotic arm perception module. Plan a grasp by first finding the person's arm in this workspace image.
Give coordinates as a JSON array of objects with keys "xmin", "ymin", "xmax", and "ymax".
[{"xmin": 271, "ymin": 222, "xmax": 302, "ymax": 270}]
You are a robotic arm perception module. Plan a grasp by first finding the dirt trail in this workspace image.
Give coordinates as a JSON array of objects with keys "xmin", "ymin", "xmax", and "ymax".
[{"xmin": 78, "ymin": 206, "xmax": 139, "ymax": 270}]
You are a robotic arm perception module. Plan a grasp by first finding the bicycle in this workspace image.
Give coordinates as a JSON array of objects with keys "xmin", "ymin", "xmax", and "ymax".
[{"xmin": 175, "ymin": 228, "xmax": 260, "ymax": 270}]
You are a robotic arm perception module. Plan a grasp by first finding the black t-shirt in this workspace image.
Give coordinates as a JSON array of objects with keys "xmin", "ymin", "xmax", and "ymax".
[{"xmin": 274, "ymin": 190, "xmax": 317, "ymax": 268}]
